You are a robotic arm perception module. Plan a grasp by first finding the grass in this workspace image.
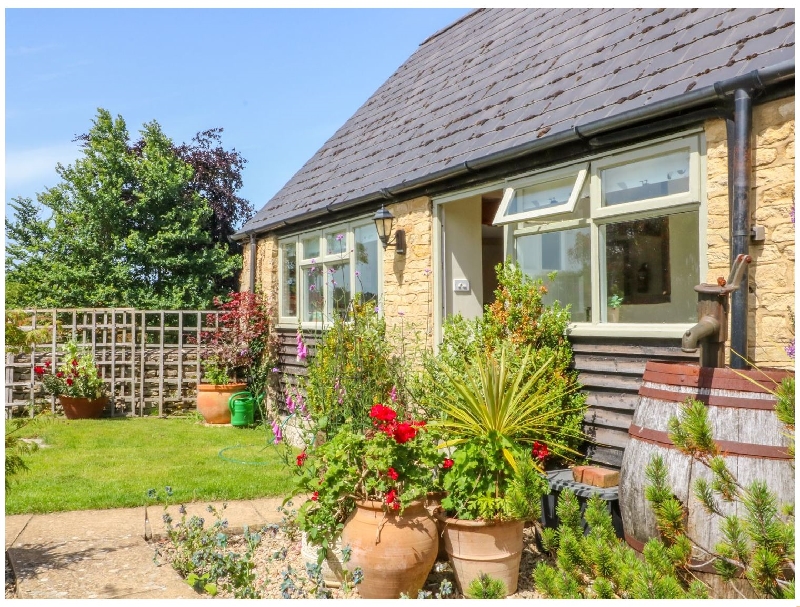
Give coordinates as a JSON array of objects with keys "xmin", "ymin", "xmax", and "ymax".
[{"xmin": 5, "ymin": 414, "xmax": 296, "ymax": 515}]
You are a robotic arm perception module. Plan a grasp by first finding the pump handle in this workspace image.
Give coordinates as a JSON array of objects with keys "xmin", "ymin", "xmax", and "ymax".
[{"xmin": 722, "ymin": 254, "xmax": 752, "ymax": 293}]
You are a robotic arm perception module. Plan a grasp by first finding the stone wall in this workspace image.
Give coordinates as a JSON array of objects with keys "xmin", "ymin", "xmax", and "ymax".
[
  {"xmin": 241, "ymin": 234, "xmax": 280, "ymax": 295},
  {"xmin": 704, "ymin": 97, "xmax": 795, "ymax": 369},
  {"xmin": 381, "ymin": 196, "xmax": 435, "ymax": 357}
]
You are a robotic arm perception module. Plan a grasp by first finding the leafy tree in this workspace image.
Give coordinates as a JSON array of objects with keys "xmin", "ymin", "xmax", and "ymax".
[{"xmin": 5, "ymin": 108, "xmax": 249, "ymax": 309}]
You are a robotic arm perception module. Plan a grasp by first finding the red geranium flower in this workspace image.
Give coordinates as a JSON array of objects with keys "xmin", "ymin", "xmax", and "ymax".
[
  {"xmin": 56, "ymin": 371, "xmax": 64, "ymax": 378},
  {"xmin": 385, "ymin": 488, "xmax": 399, "ymax": 509},
  {"xmin": 442, "ymin": 458, "xmax": 454, "ymax": 470},
  {"xmin": 45, "ymin": 360, "xmax": 51, "ymax": 368},
  {"xmin": 311, "ymin": 491, "xmax": 319, "ymax": 501},
  {"xmin": 386, "ymin": 467, "xmax": 399, "ymax": 481},
  {"xmin": 34, "ymin": 366, "xmax": 45, "ymax": 375},
  {"xmin": 66, "ymin": 378, "xmax": 74, "ymax": 386},
  {"xmin": 296, "ymin": 451, "xmax": 307, "ymax": 467},
  {"xmin": 393, "ymin": 422, "xmax": 417, "ymax": 444},
  {"xmin": 532, "ymin": 441, "xmax": 549, "ymax": 460},
  {"xmin": 369, "ymin": 403, "xmax": 397, "ymax": 424}
]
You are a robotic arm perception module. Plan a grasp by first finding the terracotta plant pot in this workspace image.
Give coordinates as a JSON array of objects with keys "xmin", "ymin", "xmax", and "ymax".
[
  {"xmin": 425, "ymin": 491, "xmax": 449, "ymax": 561},
  {"xmin": 196, "ymin": 383, "xmax": 246, "ymax": 424},
  {"xmin": 341, "ymin": 499, "xmax": 438, "ymax": 599},
  {"xmin": 59, "ymin": 395, "xmax": 109, "ymax": 420},
  {"xmin": 435, "ymin": 510, "xmax": 524, "ymax": 596}
]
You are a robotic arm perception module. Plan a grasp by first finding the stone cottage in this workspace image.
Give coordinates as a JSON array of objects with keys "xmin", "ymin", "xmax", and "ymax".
[{"xmin": 234, "ymin": 8, "xmax": 795, "ymax": 467}]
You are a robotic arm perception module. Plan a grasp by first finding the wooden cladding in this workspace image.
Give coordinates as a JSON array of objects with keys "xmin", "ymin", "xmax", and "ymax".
[{"xmin": 570, "ymin": 336, "xmax": 698, "ymax": 469}]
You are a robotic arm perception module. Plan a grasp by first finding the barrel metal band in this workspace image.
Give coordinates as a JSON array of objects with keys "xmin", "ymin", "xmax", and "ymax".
[
  {"xmin": 628, "ymin": 424, "xmax": 792, "ymax": 460},
  {"xmin": 642, "ymin": 369, "xmax": 777, "ymax": 394},
  {"xmin": 638, "ymin": 386, "xmax": 776, "ymax": 410}
]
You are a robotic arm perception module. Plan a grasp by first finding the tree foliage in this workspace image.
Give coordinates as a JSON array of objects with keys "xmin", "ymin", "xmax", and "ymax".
[{"xmin": 5, "ymin": 108, "xmax": 250, "ymax": 309}]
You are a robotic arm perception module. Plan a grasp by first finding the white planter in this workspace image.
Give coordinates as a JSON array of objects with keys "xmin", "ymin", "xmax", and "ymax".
[
  {"xmin": 282, "ymin": 415, "xmax": 324, "ymax": 449},
  {"xmin": 301, "ymin": 532, "xmax": 345, "ymax": 588}
]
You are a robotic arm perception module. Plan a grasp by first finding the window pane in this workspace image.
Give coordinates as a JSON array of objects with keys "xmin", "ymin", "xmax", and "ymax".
[
  {"xmin": 326, "ymin": 262, "xmax": 351, "ymax": 319},
  {"xmin": 516, "ymin": 227, "xmax": 591, "ymax": 323},
  {"xmin": 325, "ymin": 231, "xmax": 347, "ymax": 256},
  {"xmin": 354, "ymin": 224, "xmax": 380, "ymax": 304},
  {"xmin": 281, "ymin": 242, "xmax": 297, "ymax": 317},
  {"xmin": 601, "ymin": 150, "xmax": 690, "ymax": 206},
  {"xmin": 604, "ymin": 211, "xmax": 699, "ymax": 323},
  {"xmin": 503, "ymin": 175, "xmax": 576, "ymax": 218},
  {"xmin": 302, "ymin": 236, "xmax": 320, "ymax": 260},
  {"xmin": 301, "ymin": 266, "xmax": 324, "ymax": 323}
]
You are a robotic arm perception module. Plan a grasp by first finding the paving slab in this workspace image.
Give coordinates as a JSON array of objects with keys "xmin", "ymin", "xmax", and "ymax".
[
  {"xmin": 9, "ymin": 537, "xmax": 198, "ymax": 599},
  {"xmin": 6, "ymin": 497, "xmax": 290, "ymax": 599},
  {"xmin": 13, "ymin": 507, "xmax": 144, "ymax": 545},
  {"xmin": 5, "ymin": 514, "xmax": 32, "ymax": 550}
]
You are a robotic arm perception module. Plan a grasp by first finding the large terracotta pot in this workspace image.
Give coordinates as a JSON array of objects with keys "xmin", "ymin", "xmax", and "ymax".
[
  {"xmin": 435, "ymin": 511, "xmax": 524, "ymax": 596},
  {"xmin": 59, "ymin": 395, "xmax": 109, "ymax": 420},
  {"xmin": 196, "ymin": 383, "xmax": 246, "ymax": 424},
  {"xmin": 341, "ymin": 499, "xmax": 438, "ymax": 599}
]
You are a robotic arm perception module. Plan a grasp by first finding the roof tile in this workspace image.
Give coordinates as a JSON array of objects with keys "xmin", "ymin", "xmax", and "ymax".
[{"xmin": 243, "ymin": 8, "xmax": 794, "ymax": 233}]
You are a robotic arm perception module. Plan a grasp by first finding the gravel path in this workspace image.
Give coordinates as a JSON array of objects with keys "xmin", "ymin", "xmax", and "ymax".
[{"xmin": 152, "ymin": 523, "xmax": 548, "ymax": 599}]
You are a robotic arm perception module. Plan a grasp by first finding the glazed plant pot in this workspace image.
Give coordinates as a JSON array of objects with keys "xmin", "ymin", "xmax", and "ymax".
[
  {"xmin": 196, "ymin": 383, "xmax": 246, "ymax": 424},
  {"xmin": 341, "ymin": 499, "xmax": 438, "ymax": 599},
  {"xmin": 435, "ymin": 510, "xmax": 524, "ymax": 596},
  {"xmin": 59, "ymin": 395, "xmax": 109, "ymax": 420}
]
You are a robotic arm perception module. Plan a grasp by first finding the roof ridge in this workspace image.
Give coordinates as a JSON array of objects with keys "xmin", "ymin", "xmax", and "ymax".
[{"xmin": 419, "ymin": 8, "xmax": 484, "ymax": 47}]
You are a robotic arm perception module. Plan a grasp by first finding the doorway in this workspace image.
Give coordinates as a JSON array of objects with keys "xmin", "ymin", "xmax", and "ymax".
[{"xmin": 438, "ymin": 190, "xmax": 505, "ymax": 334}]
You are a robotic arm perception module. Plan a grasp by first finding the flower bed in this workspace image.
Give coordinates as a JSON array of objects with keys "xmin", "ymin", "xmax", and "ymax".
[{"xmin": 150, "ymin": 519, "xmax": 548, "ymax": 599}]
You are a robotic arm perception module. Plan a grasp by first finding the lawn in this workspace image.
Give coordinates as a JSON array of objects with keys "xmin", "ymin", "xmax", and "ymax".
[{"xmin": 5, "ymin": 415, "xmax": 296, "ymax": 515}]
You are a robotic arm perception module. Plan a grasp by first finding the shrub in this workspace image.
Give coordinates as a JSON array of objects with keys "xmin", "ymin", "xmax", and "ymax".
[
  {"xmin": 662, "ymin": 395, "xmax": 795, "ymax": 599},
  {"xmin": 414, "ymin": 259, "xmax": 586, "ymax": 466},
  {"xmin": 298, "ymin": 297, "xmax": 408, "ymax": 437},
  {"xmin": 465, "ymin": 573, "xmax": 507, "ymax": 599},
  {"xmin": 533, "ymin": 489, "xmax": 708, "ymax": 599}
]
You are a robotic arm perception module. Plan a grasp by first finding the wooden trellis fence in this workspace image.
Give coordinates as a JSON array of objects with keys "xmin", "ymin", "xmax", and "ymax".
[{"xmin": 5, "ymin": 308, "xmax": 222, "ymax": 417}]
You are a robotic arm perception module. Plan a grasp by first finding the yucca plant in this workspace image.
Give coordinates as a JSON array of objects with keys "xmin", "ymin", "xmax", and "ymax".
[{"xmin": 429, "ymin": 343, "xmax": 585, "ymax": 520}]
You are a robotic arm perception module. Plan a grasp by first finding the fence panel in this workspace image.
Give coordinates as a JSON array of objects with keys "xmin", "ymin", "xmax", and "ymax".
[{"xmin": 5, "ymin": 308, "xmax": 220, "ymax": 417}]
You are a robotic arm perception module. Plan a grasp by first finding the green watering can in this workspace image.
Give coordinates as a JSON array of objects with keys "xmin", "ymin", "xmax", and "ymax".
[{"xmin": 228, "ymin": 391, "xmax": 256, "ymax": 427}]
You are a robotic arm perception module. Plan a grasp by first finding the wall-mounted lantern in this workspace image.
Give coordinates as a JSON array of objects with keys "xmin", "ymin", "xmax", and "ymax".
[{"xmin": 373, "ymin": 204, "xmax": 406, "ymax": 254}]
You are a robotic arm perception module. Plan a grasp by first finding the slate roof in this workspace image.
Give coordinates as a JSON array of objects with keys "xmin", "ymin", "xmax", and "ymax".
[{"xmin": 242, "ymin": 7, "xmax": 794, "ymax": 235}]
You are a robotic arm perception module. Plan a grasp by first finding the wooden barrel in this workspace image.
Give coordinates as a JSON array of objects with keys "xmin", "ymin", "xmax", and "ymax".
[{"xmin": 619, "ymin": 361, "xmax": 794, "ymax": 598}]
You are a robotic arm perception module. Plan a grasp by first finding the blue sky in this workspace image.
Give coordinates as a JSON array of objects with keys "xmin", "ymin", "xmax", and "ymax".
[{"xmin": 4, "ymin": 7, "xmax": 470, "ymax": 226}]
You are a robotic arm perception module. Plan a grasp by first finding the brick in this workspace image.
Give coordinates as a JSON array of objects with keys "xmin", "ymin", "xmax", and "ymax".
[{"xmin": 572, "ymin": 465, "xmax": 619, "ymax": 488}]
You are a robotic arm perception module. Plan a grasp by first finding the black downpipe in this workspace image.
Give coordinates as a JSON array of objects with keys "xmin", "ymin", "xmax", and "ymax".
[
  {"xmin": 248, "ymin": 234, "xmax": 256, "ymax": 293},
  {"xmin": 730, "ymin": 89, "xmax": 752, "ymax": 369}
]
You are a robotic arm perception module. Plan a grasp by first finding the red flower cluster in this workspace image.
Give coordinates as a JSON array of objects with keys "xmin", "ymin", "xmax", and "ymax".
[
  {"xmin": 386, "ymin": 467, "xmax": 399, "ymax": 481},
  {"xmin": 442, "ymin": 458, "xmax": 454, "ymax": 470},
  {"xmin": 385, "ymin": 488, "xmax": 400, "ymax": 510},
  {"xmin": 369, "ymin": 404, "xmax": 425, "ymax": 444},
  {"xmin": 369, "ymin": 404, "xmax": 397, "ymax": 424},
  {"xmin": 297, "ymin": 451, "xmax": 307, "ymax": 467},
  {"xmin": 532, "ymin": 441, "xmax": 549, "ymax": 460},
  {"xmin": 311, "ymin": 491, "xmax": 319, "ymax": 501}
]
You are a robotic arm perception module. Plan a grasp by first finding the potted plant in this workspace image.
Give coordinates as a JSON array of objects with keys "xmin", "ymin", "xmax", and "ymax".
[
  {"xmin": 196, "ymin": 291, "xmax": 279, "ymax": 424},
  {"xmin": 607, "ymin": 293, "xmax": 624, "ymax": 323},
  {"xmin": 290, "ymin": 401, "xmax": 445, "ymax": 599},
  {"xmin": 35, "ymin": 340, "xmax": 108, "ymax": 419},
  {"xmin": 427, "ymin": 344, "xmax": 584, "ymax": 596}
]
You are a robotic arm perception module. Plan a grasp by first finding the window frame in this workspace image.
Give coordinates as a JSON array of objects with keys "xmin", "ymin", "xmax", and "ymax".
[
  {"xmin": 493, "ymin": 163, "xmax": 589, "ymax": 224},
  {"xmin": 504, "ymin": 132, "xmax": 705, "ymax": 336},
  {"xmin": 277, "ymin": 239, "xmax": 298, "ymax": 325},
  {"xmin": 277, "ymin": 216, "xmax": 382, "ymax": 328}
]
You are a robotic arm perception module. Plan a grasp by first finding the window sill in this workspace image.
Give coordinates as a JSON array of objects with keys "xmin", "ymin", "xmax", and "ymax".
[{"xmin": 566, "ymin": 323, "xmax": 693, "ymax": 339}]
